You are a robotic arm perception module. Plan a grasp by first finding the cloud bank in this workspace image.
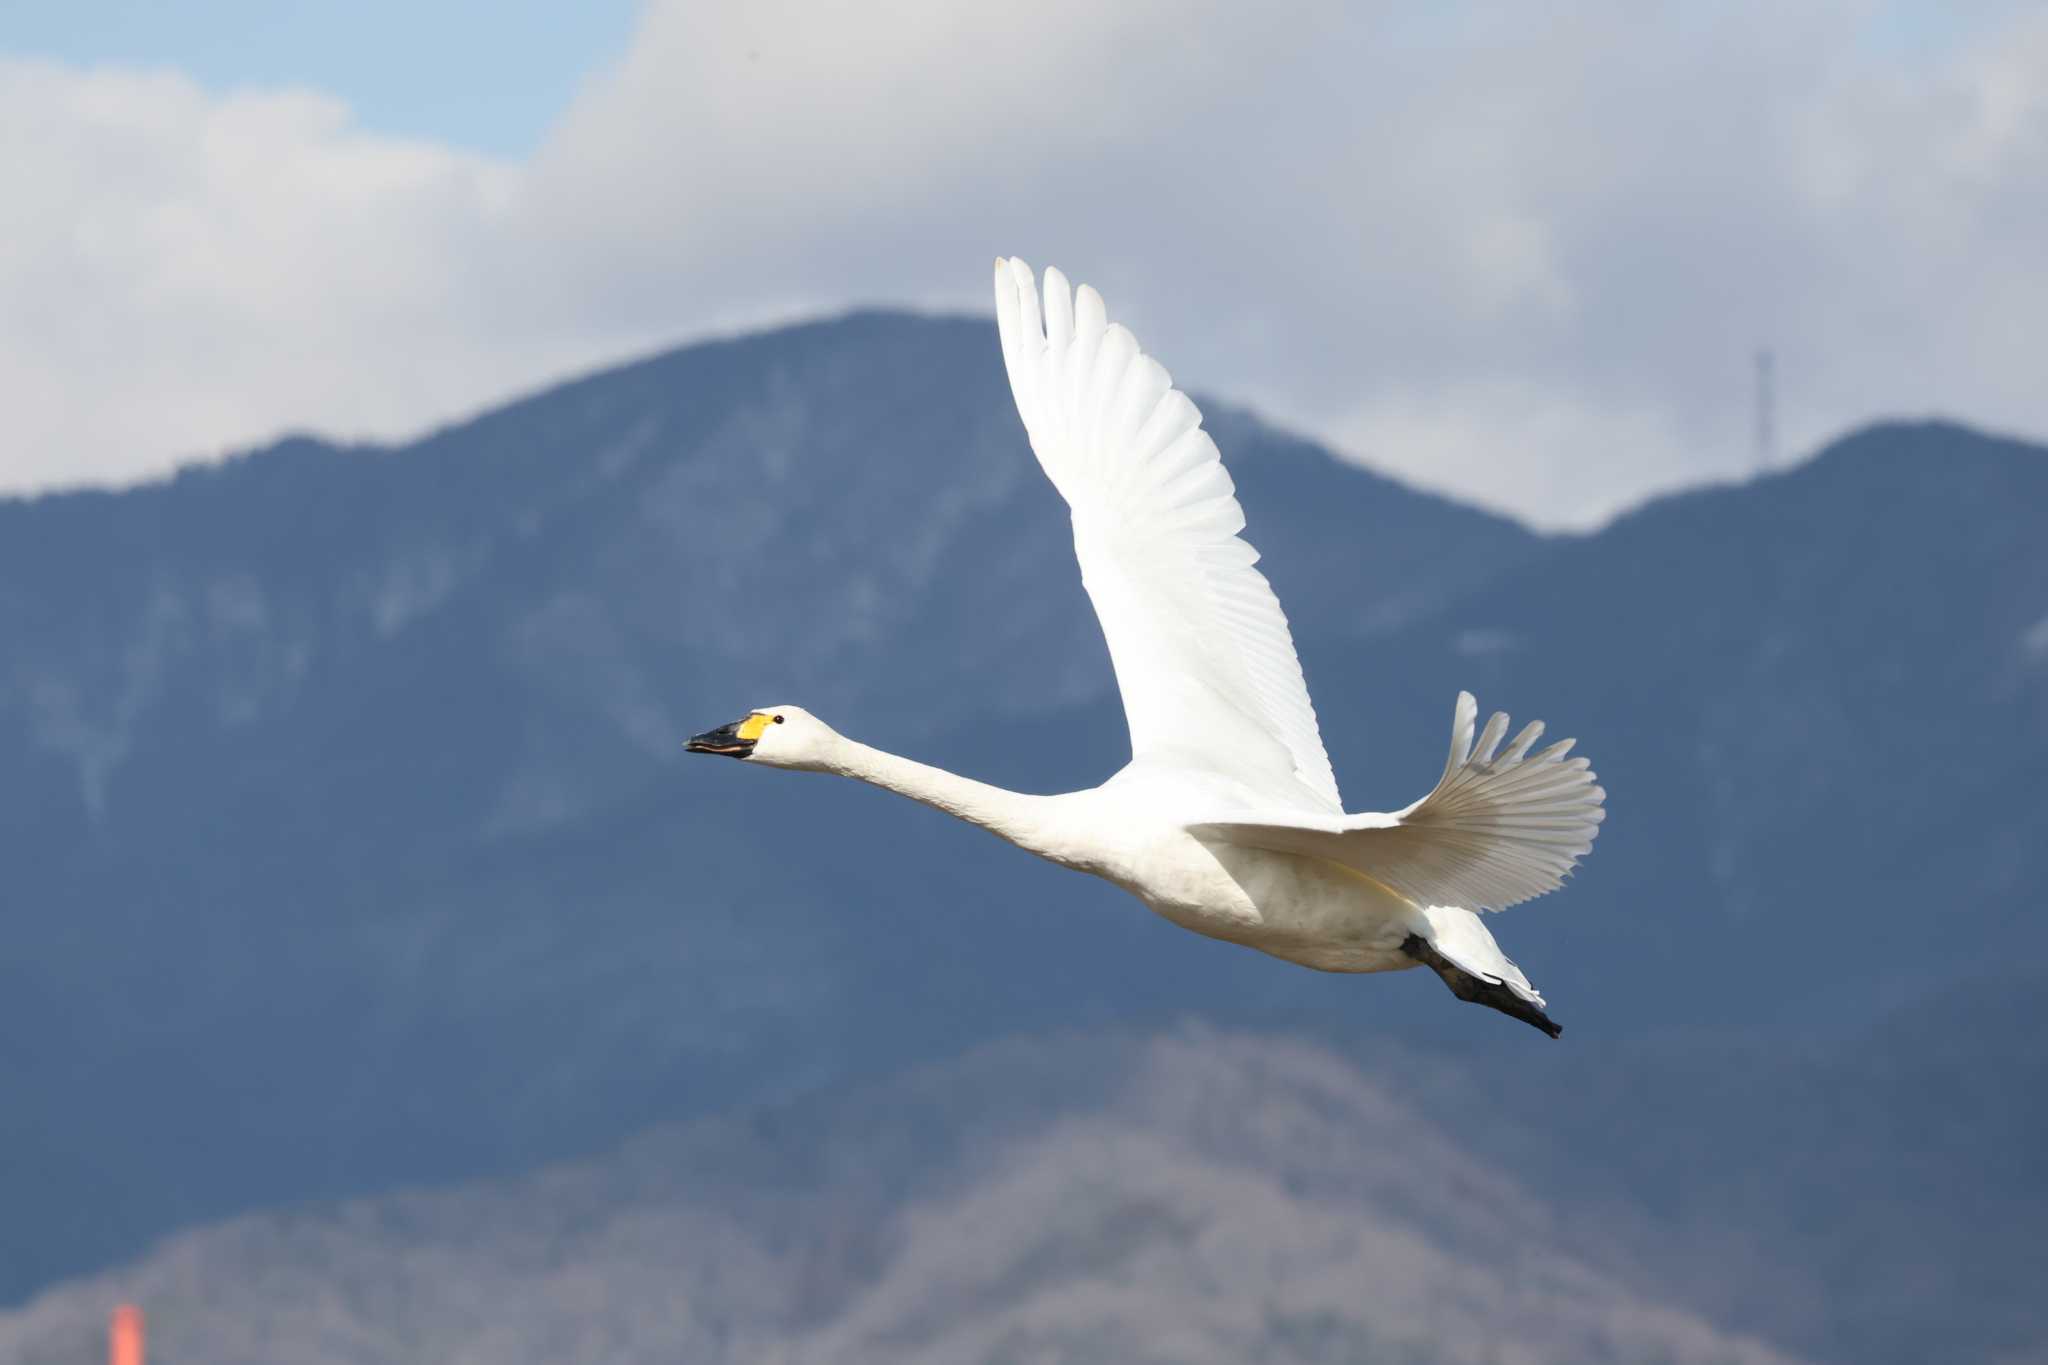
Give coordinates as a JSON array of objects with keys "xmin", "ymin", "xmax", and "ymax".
[{"xmin": 4, "ymin": 1, "xmax": 2044, "ymax": 525}]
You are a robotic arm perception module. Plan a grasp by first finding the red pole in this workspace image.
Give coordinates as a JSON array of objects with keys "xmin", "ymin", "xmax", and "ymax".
[{"xmin": 109, "ymin": 1305, "xmax": 144, "ymax": 1365}]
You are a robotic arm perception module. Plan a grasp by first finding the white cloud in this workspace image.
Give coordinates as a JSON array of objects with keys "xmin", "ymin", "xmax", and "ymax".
[
  {"xmin": 4, "ymin": 2, "xmax": 2046, "ymax": 526},
  {"xmin": 0, "ymin": 59, "xmax": 562, "ymax": 492}
]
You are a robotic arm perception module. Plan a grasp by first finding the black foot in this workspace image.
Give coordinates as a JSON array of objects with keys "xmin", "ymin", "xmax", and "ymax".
[{"xmin": 1401, "ymin": 934, "xmax": 1562, "ymax": 1039}]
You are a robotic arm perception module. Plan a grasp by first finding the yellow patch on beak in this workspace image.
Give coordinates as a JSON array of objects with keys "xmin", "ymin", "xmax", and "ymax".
[{"xmin": 736, "ymin": 713, "xmax": 772, "ymax": 742}]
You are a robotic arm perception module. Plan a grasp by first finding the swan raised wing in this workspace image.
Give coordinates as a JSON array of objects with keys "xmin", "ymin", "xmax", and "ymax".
[
  {"xmin": 1188, "ymin": 692, "xmax": 1606, "ymax": 913},
  {"xmin": 993, "ymin": 258, "xmax": 1340, "ymax": 812}
]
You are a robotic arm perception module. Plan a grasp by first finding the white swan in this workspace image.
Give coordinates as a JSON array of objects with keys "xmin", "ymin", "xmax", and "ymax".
[{"xmin": 687, "ymin": 258, "xmax": 1605, "ymax": 1036}]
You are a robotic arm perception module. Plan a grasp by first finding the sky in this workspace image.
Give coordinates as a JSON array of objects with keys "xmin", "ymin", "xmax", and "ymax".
[{"xmin": 2, "ymin": 0, "xmax": 2042, "ymax": 527}]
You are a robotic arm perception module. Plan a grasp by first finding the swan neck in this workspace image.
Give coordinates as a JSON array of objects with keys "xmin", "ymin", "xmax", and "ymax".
[{"xmin": 828, "ymin": 738, "xmax": 1054, "ymax": 853}]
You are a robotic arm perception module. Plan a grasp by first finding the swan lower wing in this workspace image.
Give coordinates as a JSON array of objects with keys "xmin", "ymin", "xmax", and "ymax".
[
  {"xmin": 1187, "ymin": 693, "xmax": 1605, "ymax": 912},
  {"xmin": 992, "ymin": 258, "xmax": 1340, "ymax": 813}
]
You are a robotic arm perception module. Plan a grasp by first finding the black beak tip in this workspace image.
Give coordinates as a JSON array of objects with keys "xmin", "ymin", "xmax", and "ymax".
[{"xmin": 686, "ymin": 722, "xmax": 754, "ymax": 758}]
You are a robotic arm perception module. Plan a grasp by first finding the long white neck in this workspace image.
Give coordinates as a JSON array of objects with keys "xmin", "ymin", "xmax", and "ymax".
[{"xmin": 823, "ymin": 737, "xmax": 1071, "ymax": 863}]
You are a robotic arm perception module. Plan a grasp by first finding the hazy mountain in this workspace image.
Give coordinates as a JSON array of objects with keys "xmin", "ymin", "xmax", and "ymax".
[
  {"xmin": 1387, "ymin": 962, "xmax": 2048, "ymax": 1364},
  {"xmin": 3, "ymin": 312, "xmax": 2044, "ymax": 1361},
  {"xmin": 0, "ymin": 312, "xmax": 1535, "ymax": 1303},
  {"xmin": 1301, "ymin": 419, "xmax": 2048, "ymax": 1034},
  {"xmin": 0, "ymin": 1030, "xmax": 1809, "ymax": 1365}
]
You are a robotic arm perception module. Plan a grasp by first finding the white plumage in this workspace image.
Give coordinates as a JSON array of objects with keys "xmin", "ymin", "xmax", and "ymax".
[
  {"xmin": 1188, "ymin": 691, "xmax": 1604, "ymax": 913},
  {"xmin": 687, "ymin": 258, "xmax": 1606, "ymax": 1037},
  {"xmin": 993, "ymin": 260, "xmax": 1341, "ymax": 813}
]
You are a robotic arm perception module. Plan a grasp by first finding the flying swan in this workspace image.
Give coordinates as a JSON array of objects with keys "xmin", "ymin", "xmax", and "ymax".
[{"xmin": 688, "ymin": 258, "xmax": 1605, "ymax": 1036}]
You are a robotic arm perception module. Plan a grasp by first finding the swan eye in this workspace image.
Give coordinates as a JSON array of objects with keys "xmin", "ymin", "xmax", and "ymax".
[{"xmin": 774, "ymin": 714, "xmax": 785, "ymax": 724}]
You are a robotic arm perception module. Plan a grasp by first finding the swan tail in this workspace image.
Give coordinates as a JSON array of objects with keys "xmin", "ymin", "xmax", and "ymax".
[{"xmin": 1403, "ymin": 906, "xmax": 1560, "ymax": 1038}]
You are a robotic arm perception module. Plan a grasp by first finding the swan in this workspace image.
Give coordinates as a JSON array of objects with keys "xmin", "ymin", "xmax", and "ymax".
[{"xmin": 687, "ymin": 258, "xmax": 1605, "ymax": 1037}]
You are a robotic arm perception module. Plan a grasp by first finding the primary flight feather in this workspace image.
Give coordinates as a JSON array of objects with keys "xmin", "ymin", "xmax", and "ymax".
[{"xmin": 687, "ymin": 258, "xmax": 1606, "ymax": 1037}]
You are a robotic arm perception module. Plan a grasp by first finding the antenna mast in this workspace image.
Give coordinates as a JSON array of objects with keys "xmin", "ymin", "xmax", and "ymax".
[{"xmin": 1754, "ymin": 348, "xmax": 1777, "ymax": 474}]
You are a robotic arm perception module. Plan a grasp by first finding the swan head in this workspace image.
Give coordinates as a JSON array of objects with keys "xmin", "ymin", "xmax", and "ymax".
[{"xmin": 685, "ymin": 705, "xmax": 837, "ymax": 769}]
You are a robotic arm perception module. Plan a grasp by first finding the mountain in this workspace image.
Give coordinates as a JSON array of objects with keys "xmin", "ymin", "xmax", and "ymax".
[
  {"xmin": 1301, "ymin": 419, "xmax": 2048, "ymax": 1034},
  {"xmin": 0, "ymin": 312, "xmax": 1535, "ymax": 1304},
  {"xmin": 2, "ymin": 311, "xmax": 2045, "ymax": 1361},
  {"xmin": 1386, "ymin": 962, "xmax": 2048, "ymax": 1364},
  {"xmin": 0, "ymin": 1029, "xmax": 1809, "ymax": 1365}
]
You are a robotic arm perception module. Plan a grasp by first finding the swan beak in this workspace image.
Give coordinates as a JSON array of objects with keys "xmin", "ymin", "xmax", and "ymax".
[{"xmin": 685, "ymin": 718, "xmax": 756, "ymax": 758}]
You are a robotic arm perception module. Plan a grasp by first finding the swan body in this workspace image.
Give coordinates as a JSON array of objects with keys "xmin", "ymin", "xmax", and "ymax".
[{"xmin": 687, "ymin": 260, "xmax": 1605, "ymax": 1037}]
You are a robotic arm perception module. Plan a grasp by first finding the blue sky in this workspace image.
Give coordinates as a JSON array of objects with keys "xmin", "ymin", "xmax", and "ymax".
[
  {"xmin": 3, "ymin": 0, "xmax": 637, "ymax": 154},
  {"xmin": 2, "ymin": 0, "xmax": 2042, "ymax": 525}
]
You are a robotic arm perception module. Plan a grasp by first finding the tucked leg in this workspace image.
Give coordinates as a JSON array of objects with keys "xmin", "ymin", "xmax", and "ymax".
[{"xmin": 1401, "ymin": 932, "xmax": 1562, "ymax": 1038}]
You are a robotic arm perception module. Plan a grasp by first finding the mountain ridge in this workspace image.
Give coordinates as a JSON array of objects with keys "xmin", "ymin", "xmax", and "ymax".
[
  {"xmin": 3, "ymin": 312, "xmax": 2044, "ymax": 1362},
  {"xmin": 0, "ymin": 1027, "xmax": 1813, "ymax": 1365}
]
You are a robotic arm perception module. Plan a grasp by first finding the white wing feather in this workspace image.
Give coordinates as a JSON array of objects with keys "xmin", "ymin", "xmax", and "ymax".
[
  {"xmin": 1187, "ymin": 693, "xmax": 1606, "ymax": 912},
  {"xmin": 993, "ymin": 258, "xmax": 1341, "ymax": 812}
]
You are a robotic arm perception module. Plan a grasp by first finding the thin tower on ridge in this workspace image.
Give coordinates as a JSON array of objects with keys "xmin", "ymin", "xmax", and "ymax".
[{"xmin": 1754, "ymin": 348, "xmax": 1777, "ymax": 474}]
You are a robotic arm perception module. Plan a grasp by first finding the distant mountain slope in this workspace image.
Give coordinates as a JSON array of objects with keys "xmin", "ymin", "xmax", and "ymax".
[
  {"xmin": 1388, "ymin": 962, "xmax": 2048, "ymax": 1365},
  {"xmin": 1297, "ymin": 420, "xmax": 2048, "ymax": 1033},
  {"xmin": 0, "ymin": 1030, "xmax": 1808, "ymax": 1365},
  {"xmin": 0, "ymin": 312, "xmax": 1535, "ymax": 1303},
  {"xmin": 3, "ymin": 313, "xmax": 2045, "ymax": 1361}
]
